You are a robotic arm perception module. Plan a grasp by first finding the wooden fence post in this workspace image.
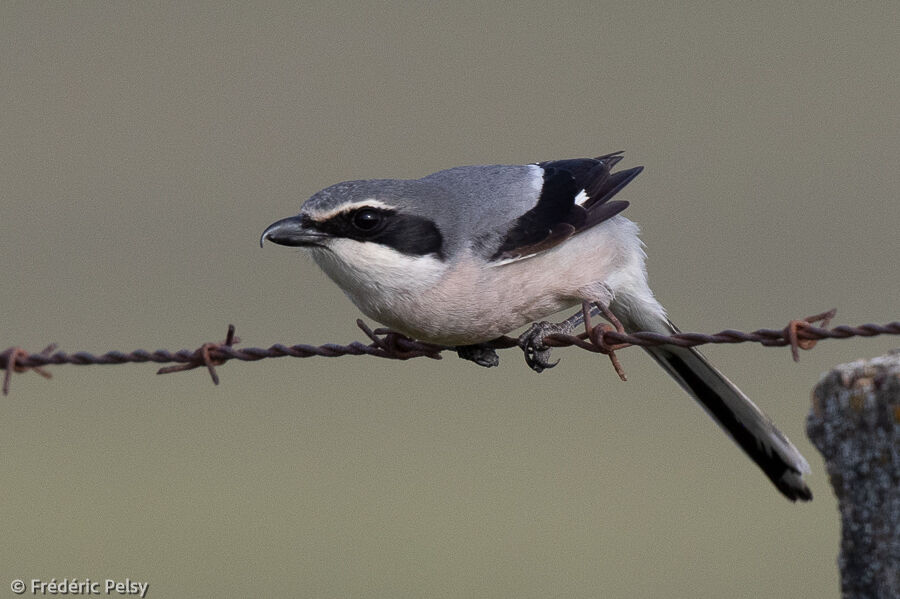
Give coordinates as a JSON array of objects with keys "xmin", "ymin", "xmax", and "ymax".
[{"xmin": 807, "ymin": 350, "xmax": 899, "ymax": 598}]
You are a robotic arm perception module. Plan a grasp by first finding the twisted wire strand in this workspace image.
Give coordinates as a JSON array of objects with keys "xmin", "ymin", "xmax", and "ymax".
[{"xmin": 1, "ymin": 309, "xmax": 898, "ymax": 394}]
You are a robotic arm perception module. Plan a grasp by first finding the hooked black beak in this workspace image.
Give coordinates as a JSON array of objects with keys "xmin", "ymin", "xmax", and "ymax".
[{"xmin": 260, "ymin": 216, "xmax": 327, "ymax": 248}]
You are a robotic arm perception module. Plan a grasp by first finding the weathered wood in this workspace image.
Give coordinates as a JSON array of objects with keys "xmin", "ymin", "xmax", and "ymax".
[{"xmin": 807, "ymin": 350, "xmax": 900, "ymax": 598}]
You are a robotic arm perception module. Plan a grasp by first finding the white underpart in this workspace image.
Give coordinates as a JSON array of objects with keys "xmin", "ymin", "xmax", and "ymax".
[
  {"xmin": 312, "ymin": 213, "xmax": 666, "ymax": 345},
  {"xmin": 306, "ymin": 199, "xmax": 394, "ymax": 221},
  {"xmin": 427, "ymin": 215, "xmax": 665, "ymax": 345}
]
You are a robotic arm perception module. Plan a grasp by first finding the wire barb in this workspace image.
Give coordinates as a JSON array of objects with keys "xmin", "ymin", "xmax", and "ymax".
[
  {"xmin": 355, "ymin": 320, "xmax": 445, "ymax": 360},
  {"xmin": 784, "ymin": 309, "xmax": 837, "ymax": 362},
  {"xmin": 156, "ymin": 324, "xmax": 241, "ymax": 385},
  {"xmin": 1, "ymin": 308, "xmax": 899, "ymax": 393},
  {"xmin": 543, "ymin": 301, "xmax": 631, "ymax": 381},
  {"xmin": 2, "ymin": 344, "xmax": 56, "ymax": 396}
]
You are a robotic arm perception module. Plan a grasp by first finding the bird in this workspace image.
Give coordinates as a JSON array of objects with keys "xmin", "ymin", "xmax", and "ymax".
[{"xmin": 260, "ymin": 151, "xmax": 812, "ymax": 502}]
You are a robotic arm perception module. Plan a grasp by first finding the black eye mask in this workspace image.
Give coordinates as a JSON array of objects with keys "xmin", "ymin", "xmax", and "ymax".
[{"xmin": 310, "ymin": 208, "xmax": 444, "ymax": 258}]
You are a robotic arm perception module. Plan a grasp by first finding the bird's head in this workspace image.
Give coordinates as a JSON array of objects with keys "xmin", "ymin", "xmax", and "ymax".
[{"xmin": 260, "ymin": 179, "xmax": 449, "ymax": 298}]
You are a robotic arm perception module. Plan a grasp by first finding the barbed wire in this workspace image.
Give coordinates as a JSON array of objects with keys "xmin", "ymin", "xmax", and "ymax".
[{"xmin": 1, "ymin": 308, "xmax": 898, "ymax": 395}]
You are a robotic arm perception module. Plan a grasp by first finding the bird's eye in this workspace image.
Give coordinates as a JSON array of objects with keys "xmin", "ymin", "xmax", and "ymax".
[{"xmin": 351, "ymin": 208, "xmax": 383, "ymax": 231}]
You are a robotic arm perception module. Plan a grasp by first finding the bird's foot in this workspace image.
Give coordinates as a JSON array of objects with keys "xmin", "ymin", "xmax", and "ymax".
[
  {"xmin": 456, "ymin": 344, "xmax": 500, "ymax": 368},
  {"xmin": 517, "ymin": 321, "xmax": 574, "ymax": 373}
]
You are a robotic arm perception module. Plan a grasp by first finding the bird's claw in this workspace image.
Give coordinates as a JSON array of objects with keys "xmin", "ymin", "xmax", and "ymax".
[
  {"xmin": 456, "ymin": 344, "xmax": 500, "ymax": 368},
  {"xmin": 518, "ymin": 321, "xmax": 573, "ymax": 373}
]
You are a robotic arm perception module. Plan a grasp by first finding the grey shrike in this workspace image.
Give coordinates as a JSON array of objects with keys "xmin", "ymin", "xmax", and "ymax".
[{"xmin": 260, "ymin": 152, "xmax": 812, "ymax": 502}]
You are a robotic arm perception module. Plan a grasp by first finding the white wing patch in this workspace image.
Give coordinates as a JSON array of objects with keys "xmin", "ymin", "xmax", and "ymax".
[
  {"xmin": 527, "ymin": 163, "xmax": 544, "ymax": 197},
  {"xmin": 574, "ymin": 189, "xmax": 589, "ymax": 206}
]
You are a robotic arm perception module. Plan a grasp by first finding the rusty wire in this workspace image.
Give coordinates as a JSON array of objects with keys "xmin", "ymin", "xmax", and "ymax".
[{"xmin": 1, "ymin": 308, "xmax": 899, "ymax": 395}]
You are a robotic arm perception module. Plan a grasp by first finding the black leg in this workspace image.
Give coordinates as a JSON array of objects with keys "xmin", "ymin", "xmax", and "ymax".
[
  {"xmin": 517, "ymin": 303, "xmax": 612, "ymax": 373},
  {"xmin": 517, "ymin": 306, "xmax": 592, "ymax": 373},
  {"xmin": 456, "ymin": 343, "xmax": 500, "ymax": 368}
]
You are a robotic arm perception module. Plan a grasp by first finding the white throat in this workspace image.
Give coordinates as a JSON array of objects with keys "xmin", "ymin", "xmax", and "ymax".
[{"xmin": 310, "ymin": 239, "xmax": 445, "ymax": 322}]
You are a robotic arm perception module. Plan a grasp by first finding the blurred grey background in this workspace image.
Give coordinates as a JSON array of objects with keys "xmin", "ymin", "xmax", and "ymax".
[{"xmin": 1, "ymin": 3, "xmax": 897, "ymax": 598}]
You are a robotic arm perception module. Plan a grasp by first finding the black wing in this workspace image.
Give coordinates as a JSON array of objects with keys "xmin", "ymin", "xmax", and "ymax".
[{"xmin": 490, "ymin": 152, "xmax": 643, "ymax": 263}]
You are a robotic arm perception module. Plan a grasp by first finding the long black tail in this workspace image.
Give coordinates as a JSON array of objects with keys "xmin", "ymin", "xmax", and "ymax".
[
  {"xmin": 606, "ymin": 303, "xmax": 812, "ymax": 501},
  {"xmin": 644, "ymin": 337, "xmax": 811, "ymax": 501}
]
